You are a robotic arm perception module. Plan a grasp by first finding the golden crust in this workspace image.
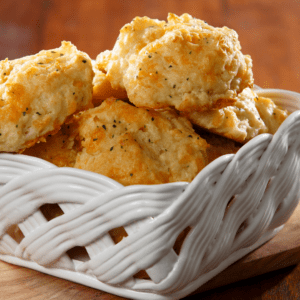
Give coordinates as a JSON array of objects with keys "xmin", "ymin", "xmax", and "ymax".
[
  {"xmin": 23, "ymin": 123, "xmax": 77, "ymax": 167},
  {"xmin": 254, "ymin": 96, "xmax": 289, "ymax": 134},
  {"xmin": 23, "ymin": 97, "xmax": 244, "ymax": 184},
  {"xmin": 0, "ymin": 41, "xmax": 94, "ymax": 152},
  {"xmin": 73, "ymin": 98, "xmax": 208, "ymax": 185},
  {"xmin": 185, "ymin": 88, "xmax": 289, "ymax": 143},
  {"xmin": 92, "ymin": 67, "xmax": 127, "ymax": 107},
  {"xmin": 95, "ymin": 13, "xmax": 253, "ymax": 112}
]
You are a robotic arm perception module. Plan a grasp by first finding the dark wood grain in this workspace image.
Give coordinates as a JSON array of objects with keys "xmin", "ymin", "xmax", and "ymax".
[{"xmin": 188, "ymin": 264, "xmax": 300, "ymax": 300}]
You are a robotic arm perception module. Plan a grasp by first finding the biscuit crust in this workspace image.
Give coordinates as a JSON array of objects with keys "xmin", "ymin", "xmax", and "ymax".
[
  {"xmin": 254, "ymin": 96, "xmax": 289, "ymax": 134},
  {"xmin": 0, "ymin": 41, "xmax": 94, "ymax": 152},
  {"xmin": 184, "ymin": 88, "xmax": 289, "ymax": 143},
  {"xmin": 23, "ymin": 123, "xmax": 77, "ymax": 167},
  {"xmin": 73, "ymin": 98, "xmax": 209, "ymax": 185},
  {"xmin": 92, "ymin": 67, "xmax": 127, "ymax": 107},
  {"xmin": 95, "ymin": 13, "xmax": 253, "ymax": 112}
]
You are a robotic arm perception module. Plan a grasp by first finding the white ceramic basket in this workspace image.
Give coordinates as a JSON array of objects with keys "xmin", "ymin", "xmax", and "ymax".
[{"xmin": 0, "ymin": 87, "xmax": 300, "ymax": 300}]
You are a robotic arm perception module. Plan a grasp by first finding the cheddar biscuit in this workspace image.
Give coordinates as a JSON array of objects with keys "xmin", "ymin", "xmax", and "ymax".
[
  {"xmin": 95, "ymin": 13, "xmax": 253, "ymax": 112},
  {"xmin": 92, "ymin": 68, "xmax": 128, "ymax": 107},
  {"xmin": 23, "ymin": 123, "xmax": 77, "ymax": 167},
  {"xmin": 0, "ymin": 41, "xmax": 94, "ymax": 152},
  {"xmin": 73, "ymin": 98, "xmax": 209, "ymax": 185},
  {"xmin": 185, "ymin": 88, "xmax": 289, "ymax": 143}
]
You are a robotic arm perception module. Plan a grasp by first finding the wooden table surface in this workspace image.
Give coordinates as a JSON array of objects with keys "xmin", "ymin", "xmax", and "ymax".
[{"xmin": 0, "ymin": 1, "xmax": 300, "ymax": 299}]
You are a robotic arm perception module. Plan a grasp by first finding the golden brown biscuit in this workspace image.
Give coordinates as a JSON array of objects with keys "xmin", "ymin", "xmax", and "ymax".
[
  {"xmin": 95, "ymin": 13, "xmax": 253, "ymax": 112},
  {"xmin": 92, "ymin": 66, "xmax": 127, "ymax": 107},
  {"xmin": 25, "ymin": 112, "xmax": 242, "ymax": 181},
  {"xmin": 72, "ymin": 98, "xmax": 208, "ymax": 185},
  {"xmin": 0, "ymin": 41, "xmax": 94, "ymax": 153},
  {"xmin": 23, "ymin": 123, "xmax": 77, "ymax": 167},
  {"xmin": 254, "ymin": 96, "xmax": 289, "ymax": 134},
  {"xmin": 184, "ymin": 88, "xmax": 289, "ymax": 143}
]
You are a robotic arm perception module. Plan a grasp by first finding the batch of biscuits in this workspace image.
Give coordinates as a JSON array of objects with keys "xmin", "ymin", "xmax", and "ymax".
[{"xmin": 0, "ymin": 13, "xmax": 289, "ymax": 186}]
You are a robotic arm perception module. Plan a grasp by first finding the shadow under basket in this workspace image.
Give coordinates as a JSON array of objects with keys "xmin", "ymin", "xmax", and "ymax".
[{"xmin": 0, "ymin": 87, "xmax": 300, "ymax": 300}]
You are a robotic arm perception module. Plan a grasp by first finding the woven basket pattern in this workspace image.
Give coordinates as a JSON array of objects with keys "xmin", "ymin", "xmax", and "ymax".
[{"xmin": 0, "ymin": 89, "xmax": 300, "ymax": 300}]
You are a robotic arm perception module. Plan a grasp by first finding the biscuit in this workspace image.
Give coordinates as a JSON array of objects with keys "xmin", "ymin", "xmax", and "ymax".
[
  {"xmin": 73, "ymin": 98, "xmax": 209, "ymax": 185},
  {"xmin": 23, "ymin": 123, "xmax": 77, "ymax": 167},
  {"xmin": 254, "ymin": 96, "xmax": 289, "ymax": 134},
  {"xmin": 95, "ymin": 13, "xmax": 253, "ymax": 112},
  {"xmin": 184, "ymin": 88, "xmax": 289, "ymax": 143},
  {"xmin": 24, "ymin": 101, "xmax": 243, "ymax": 180},
  {"xmin": 92, "ymin": 67, "xmax": 127, "ymax": 107},
  {"xmin": 0, "ymin": 41, "xmax": 94, "ymax": 152}
]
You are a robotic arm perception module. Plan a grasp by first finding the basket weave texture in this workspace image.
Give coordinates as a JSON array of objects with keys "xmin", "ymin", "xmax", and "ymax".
[{"xmin": 0, "ymin": 88, "xmax": 300, "ymax": 300}]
